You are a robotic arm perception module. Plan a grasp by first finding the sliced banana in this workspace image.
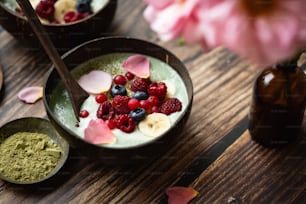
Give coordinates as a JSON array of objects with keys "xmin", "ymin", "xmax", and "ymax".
[
  {"xmin": 138, "ymin": 113, "xmax": 171, "ymax": 137},
  {"xmin": 162, "ymin": 80, "xmax": 176, "ymax": 97},
  {"xmin": 54, "ymin": 0, "xmax": 76, "ymax": 23}
]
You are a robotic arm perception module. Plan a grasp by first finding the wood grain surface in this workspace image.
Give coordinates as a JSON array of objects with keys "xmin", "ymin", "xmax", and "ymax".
[
  {"xmin": 0, "ymin": 0, "xmax": 305, "ymax": 203},
  {"xmin": 0, "ymin": 64, "xmax": 3, "ymax": 92}
]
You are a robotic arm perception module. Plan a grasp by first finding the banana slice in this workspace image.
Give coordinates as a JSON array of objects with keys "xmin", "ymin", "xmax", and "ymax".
[
  {"xmin": 162, "ymin": 80, "xmax": 176, "ymax": 97},
  {"xmin": 54, "ymin": 0, "xmax": 76, "ymax": 23},
  {"xmin": 138, "ymin": 113, "xmax": 171, "ymax": 137}
]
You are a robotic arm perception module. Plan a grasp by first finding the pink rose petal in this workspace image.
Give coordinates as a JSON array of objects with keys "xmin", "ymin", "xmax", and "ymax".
[
  {"xmin": 84, "ymin": 119, "xmax": 116, "ymax": 144},
  {"xmin": 166, "ymin": 186, "xmax": 199, "ymax": 204},
  {"xmin": 122, "ymin": 55, "xmax": 150, "ymax": 78},
  {"xmin": 18, "ymin": 86, "xmax": 43, "ymax": 104},
  {"xmin": 78, "ymin": 70, "xmax": 112, "ymax": 94}
]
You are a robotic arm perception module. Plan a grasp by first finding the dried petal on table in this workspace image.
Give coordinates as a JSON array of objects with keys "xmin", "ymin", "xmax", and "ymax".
[
  {"xmin": 166, "ymin": 186, "xmax": 199, "ymax": 204},
  {"xmin": 18, "ymin": 86, "xmax": 43, "ymax": 104},
  {"xmin": 122, "ymin": 55, "xmax": 150, "ymax": 78}
]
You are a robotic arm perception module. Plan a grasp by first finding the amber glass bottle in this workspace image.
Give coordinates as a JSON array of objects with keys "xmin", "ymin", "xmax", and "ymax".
[{"xmin": 248, "ymin": 63, "xmax": 306, "ymax": 147}]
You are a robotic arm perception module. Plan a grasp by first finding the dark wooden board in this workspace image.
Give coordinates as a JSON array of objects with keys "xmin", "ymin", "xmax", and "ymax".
[{"xmin": 0, "ymin": 0, "xmax": 305, "ymax": 203}]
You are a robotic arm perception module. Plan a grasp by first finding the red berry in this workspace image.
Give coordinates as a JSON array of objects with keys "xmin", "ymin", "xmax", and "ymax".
[
  {"xmin": 64, "ymin": 11, "xmax": 84, "ymax": 23},
  {"xmin": 114, "ymin": 114, "xmax": 135, "ymax": 133},
  {"xmin": 160, "ymin": 98, "xmax": 182, "ymax": 115},
  {"xmin": 140, "ymin": 100, "xmax": 151, "ymax": 110},
  {"xmin": 125, "ymin": 72, "xmax": 135, "ymax": 80},
  {"xmin": 151, "ymin": 106, "xmax": 159, "ymax": 113},
  {"xmin": 95, "ymin": 93, "xmax": 107, "ymax": 103},
  {"xmin": 46, "ymin": 0, "xmax": 57, "ymax": 4},
  {"xmin": 147, "ymin": 82, "xmax": 167, "ymax": 100},
  {"xmin": 105, "ymin": 120, "xmax": 116, "ymax": 129},
  {"xmin": 51, "ymin": 19, "xmax": 60, "ymax": 24},
  {"xmin": 35, "ymin": 0, "xmax": 55, "ymax": 19},
  {"xmin": 128, "ymin": 98, "xmax": 141, "ymax": 110},
  {"xmin": 97, "ymin": 101, "xmax": 115, "ymax": 120},
  {"xmin": 113, "ymin": 75, "xmax": 127, "ymax": 85},
  {"xmin": 131, "ymin": 78, "xmax": 150, "ymax": 92},
  {"xmin": 147, "ymin": 95, "xmax": 160, "ymax": 106},
  {"xmin": 79, "ymin": 110, "xmax": 89, "ymax": 118},
  {"xmin": 112, "ymin": 95, "xmax": 130, "ymax": 114}
]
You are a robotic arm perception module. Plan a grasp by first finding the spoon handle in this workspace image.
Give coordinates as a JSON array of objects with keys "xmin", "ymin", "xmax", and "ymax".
[{"xmin": 16, "ymin": 0, "xmax": 89, "ymax": 120}]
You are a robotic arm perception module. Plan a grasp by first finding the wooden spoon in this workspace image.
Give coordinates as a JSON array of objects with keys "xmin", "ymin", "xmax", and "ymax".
[
  {"xmin": 16, "ymin": 0, "xmax": 89, "ymax": 121},
  {"xmin": 0, "ymin": 64, "xmax": 3, "ymax": 93}
]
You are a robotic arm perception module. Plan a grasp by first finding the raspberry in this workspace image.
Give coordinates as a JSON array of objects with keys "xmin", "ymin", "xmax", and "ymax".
[
  {"xmin": 97, "ymin": 101, "xmax": 115, "ymax": 120},
  {"xmin": 160, "ymin": 98, "xmax": 182, "ymax": 115},
  {"xmin": 131, "ymin": 78, "xmax": 150, "ymax": 92},
  {"xmin": 147, "ymin": 82, "xmax": 167, "ymax": 100},
  {"xmin": 35, "ymin": 0, "xmax": 55, "ymax": 19},
  {"xmin": 64, "ymin": 11, "xmax": 84, "ymax": 23},
  {"xmin": 114, "ymin": 114, "xmax": 135, "ymax": 133},
  {"xmin": 112, "ymin": 95, "xmax": 130, "ymax": 114}
]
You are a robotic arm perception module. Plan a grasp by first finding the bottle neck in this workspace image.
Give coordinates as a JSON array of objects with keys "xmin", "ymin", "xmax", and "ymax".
[{"xmin": 274, "ymin": 61, "xmax": 297, "ymax": 72}]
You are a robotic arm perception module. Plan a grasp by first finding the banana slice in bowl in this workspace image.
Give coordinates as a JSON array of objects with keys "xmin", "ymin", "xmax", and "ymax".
[{"xmin": 138, "ymin": 113, "xmax": 171, "ymax": 138}]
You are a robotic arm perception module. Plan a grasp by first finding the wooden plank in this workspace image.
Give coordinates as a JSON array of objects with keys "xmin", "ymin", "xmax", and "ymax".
[
  {"xmin": 191, "ymin": 126, "xmax": 306, "ymax": 203},
  {"xmin": 0, "ymin": 43, "xmax": 258, "ymax": 203},
  {"xmin": 3, "ymin": 0, "xmax": 298, "ymax": 203}
]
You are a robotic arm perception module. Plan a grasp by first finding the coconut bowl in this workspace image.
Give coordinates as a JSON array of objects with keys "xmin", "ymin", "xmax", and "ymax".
[
  {"xmin": 0, "ymin": 117, "xmax": 69, "ymax": 184},
  {"xmin": 0, "ymin": 0, "xmax": 117, "ymax": 52},
  {"xmin": 43, "ymin": 37, "xmax": 193, "ymax": 165}
]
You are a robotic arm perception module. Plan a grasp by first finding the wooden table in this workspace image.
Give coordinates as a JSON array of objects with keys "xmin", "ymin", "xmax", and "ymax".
[{"xmin": 0, "ymin": 1, "xmax": 305, "ymax": 203}]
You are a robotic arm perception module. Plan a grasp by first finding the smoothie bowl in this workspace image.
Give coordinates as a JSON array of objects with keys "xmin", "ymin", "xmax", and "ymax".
[
  {"xmin": 0, "ymin": 0, "xmax": 117, "ymax": 51},
  {"xmin": 43, "ymin": 37, "xmax": 193, "ymax": 164}
]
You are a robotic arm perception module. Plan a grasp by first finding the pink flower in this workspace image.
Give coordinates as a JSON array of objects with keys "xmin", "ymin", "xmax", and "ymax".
[
  {"xmin": 200, "ymin": 0, "xmax": 306, "ymax": 65},
  {"xmin": 143, "ymin": 0, "xmax": 207, "ymax": 44},
  {"xmin": 143, "ymin": 0, "xmax": 306, "ymax": 66}
]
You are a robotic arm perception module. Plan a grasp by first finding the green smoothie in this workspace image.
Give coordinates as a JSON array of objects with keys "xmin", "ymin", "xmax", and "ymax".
[{"xmin": 50, "ymin": 53, "xmax": 188, "ymax": 148}]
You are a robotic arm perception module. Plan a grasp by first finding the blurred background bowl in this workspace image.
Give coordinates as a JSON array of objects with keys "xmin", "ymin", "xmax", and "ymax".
[
  {"xmin": 0, "ymin": 117, "xmax": 69, "ymax": 184},
  {"xmin": 43, "ymin": 37, "xmax": 193, "ymax": 165},
  {"xmin": 0, "ymin": 0, "xmax": 117, "ymax": 52}
]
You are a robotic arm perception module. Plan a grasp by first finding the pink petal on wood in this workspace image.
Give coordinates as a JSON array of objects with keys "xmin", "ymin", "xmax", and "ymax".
[
  {"xmin": 78, "ymin": 70, "xmax": 112, "ymax": 94},
  {"xmin": 18, "ymin": 86, "xmax": 43, "ymax": 104},
  {"xmin": 84, "ymin": 119, "xmax": 116, "ymax": 144},
  {"xmin": 122, "ymin": 55, "xmax": 150, "ymax": 78},
  {"xmin": 166, "ymin": 186, "xmax": 199, "ymax": 204}
]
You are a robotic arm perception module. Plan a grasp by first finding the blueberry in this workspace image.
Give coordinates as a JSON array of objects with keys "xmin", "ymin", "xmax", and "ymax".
[
  {"xmin": 130, "ymin": 108, "xmax": 146, "ymax": 121},
  {"xmin": 76, "ymin": 0, "xmax": 92, "ymax": 13},
  {"xmin": 132, "ymin": 91, "xmax": 149, "ymax": 100},
  {"xmin": 111, "ymin": 84, "xmax": 127, "ymax": 97}
]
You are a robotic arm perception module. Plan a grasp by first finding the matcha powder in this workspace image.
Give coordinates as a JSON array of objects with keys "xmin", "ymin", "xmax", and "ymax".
[{"xmin": 0, "ymin": 132, "xmax": 62, "ymax": 182}]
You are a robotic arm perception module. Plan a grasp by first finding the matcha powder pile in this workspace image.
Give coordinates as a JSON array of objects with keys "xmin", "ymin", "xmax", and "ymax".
[{"xmin": 0, "ymin": 132, "xmax": 62, "ymax": 183}]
